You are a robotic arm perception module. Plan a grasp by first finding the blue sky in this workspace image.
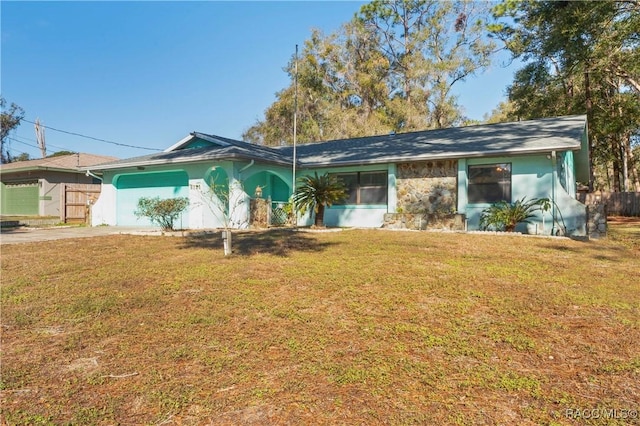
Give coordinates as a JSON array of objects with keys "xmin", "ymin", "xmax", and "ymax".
[{"xmin": 2, "ymin": 1, "xmax": 521, "ymax": 160}]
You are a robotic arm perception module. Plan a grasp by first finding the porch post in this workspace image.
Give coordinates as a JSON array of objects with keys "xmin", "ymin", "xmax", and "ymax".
[{"xmin": 387, "ymin": 164, "xmax": 397, "ymax": 213}]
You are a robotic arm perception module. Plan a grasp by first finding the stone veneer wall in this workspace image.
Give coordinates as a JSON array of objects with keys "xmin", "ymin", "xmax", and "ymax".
[
  {"xmin": 249, "ymin": 198, "xmax": 269, "ymax": 228},
  {"xmin": 586, "ymin": 203, "xmax": 607, "ymax": 239},
  {"xmin": 396, "ymin": 160, "xmax": 457, "ymax": 216},
  {"xmin": 382, "ymin": 212, "xmax": 465, "ymax": 231}
]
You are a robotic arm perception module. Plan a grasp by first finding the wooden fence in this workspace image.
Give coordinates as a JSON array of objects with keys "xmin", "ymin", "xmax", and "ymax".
[
  {"xmin": 61, "ymin": 184, "xmax": 102, "ymax": 223},
  {"xmin": 578, "ymin": 192, "xmax": 640, "ymax": 217}
]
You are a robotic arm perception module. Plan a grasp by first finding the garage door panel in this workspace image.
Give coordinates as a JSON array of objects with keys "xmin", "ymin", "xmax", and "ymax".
[
  {"xmin": 116, "ymin": 172, "xmax": 187, "ymax": 190},
  {"xmin": 1, "ymin": 182, "xmax": 39, "ymax": 215},
  {"xmin": 115, "ymin": 171, "xmax": 189, "ymax": 226}
]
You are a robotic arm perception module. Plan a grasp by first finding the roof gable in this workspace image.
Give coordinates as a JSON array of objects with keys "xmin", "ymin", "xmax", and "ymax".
[{"xmin": 164, "ymin": 132, "xmax": 232, "ymax": 152}]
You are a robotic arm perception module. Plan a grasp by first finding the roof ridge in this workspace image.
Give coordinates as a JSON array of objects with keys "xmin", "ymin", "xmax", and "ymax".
[
  {"xmin": 195, "ymin": 132, "xmax": 287, "ymax": 155},
  {"xmin": 280, "ymin": 114, "xmax": 587, "ymax": 148},
  {"xmin": 0, "ymin": 152, "xmax": 118, "ymax": 168}
]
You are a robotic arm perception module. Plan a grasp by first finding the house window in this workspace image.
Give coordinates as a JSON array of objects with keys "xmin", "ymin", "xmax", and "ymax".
[
  {"xmin": 333, "ymin": 171, "xmax": 387, "ymax": 205},
  {"xmin": 468, "ymin": 163, "xmax": 511, "ymax": 204}
]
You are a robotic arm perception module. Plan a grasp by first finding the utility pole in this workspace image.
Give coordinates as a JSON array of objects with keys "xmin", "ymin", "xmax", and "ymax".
[
  {"xmin": 35, "ymin": 118, "xmax": 46, "ymax": 158},
  {"xmin": 292, "ymin": 44, "xmax": 299, "ymax": 225}
]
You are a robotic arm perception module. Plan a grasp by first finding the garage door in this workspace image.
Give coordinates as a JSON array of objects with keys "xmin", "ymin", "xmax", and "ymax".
[
  {"xmin": 115, "ymin": 171, "xmax": 189, "ymax": 226},
  {"xmin": 0, "ymin": 181, "xmax": 39, "ymax": 216}
]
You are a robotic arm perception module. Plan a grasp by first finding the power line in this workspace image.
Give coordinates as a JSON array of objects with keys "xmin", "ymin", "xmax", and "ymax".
[
  {"xmin": 3, "ymin": 140, "xmax": 83, "ymax": 165},
  {"xmin": 21, "ymin": 118, "xmax": 161, "ymax": 152},
  {"xmin": 7, "ymin": 134, "xmax": 73, "ymax": 153},
  {"xmin": 7, "ymin": 136, "xmax": 39, "ymax": 150}
]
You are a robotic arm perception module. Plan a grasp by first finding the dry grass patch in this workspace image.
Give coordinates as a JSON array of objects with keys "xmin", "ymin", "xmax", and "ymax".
[
  {"xmin": 1, "ymin": 229, "xmax": 639, "ymax": 425},
  {"xmin": 608, "ymin": 216, "xmax": 640, "ymax": 252}
]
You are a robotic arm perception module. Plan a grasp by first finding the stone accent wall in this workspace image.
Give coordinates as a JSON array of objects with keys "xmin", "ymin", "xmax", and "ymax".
[
  {"xmin": 586, "ymin": 203, "xmax": 607, "ymax": 239},
  {"xmin": 250, "ymin": 198, "xmax": 269, "ymax": 228},
  {"xmin": 396, "ymin": 160, "xmax": 457, "ymax": 216},
  {"xmin": 383, "ymin": 213, "xmax": 466, "ymax": 231}
]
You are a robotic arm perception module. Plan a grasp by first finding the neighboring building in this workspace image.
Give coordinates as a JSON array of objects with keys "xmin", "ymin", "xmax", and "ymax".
[
  {"xmin": 0, "ymin": 153, "xmax": 118, "ymax": 218},
  {"xmin": 87, "ymin": 115, "xmax": 590, "ymax": 236}
]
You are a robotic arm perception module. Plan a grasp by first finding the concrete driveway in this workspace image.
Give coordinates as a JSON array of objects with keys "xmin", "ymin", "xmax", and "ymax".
[{"xmin": 0, "ymin": 226, "xmax": 150, "ymax": 245}]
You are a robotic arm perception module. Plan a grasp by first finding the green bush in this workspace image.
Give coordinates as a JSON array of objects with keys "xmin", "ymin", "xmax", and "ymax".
[
  {"xmin": 480, "ymin": 197, "xmax": 548, "ymax": 232},
  {"xmin": 134, "ymin": 197, "xmax": 189, "ymax": 231}
]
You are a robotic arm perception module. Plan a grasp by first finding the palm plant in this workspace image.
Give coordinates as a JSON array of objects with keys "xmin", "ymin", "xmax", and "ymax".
[
  {"xmin": 293, "ymin": 172, "xmax": 347, "ymax": 227},
  {"xmin": 480, "ymin": 197, "xmax": 548, "ymax": 232}
]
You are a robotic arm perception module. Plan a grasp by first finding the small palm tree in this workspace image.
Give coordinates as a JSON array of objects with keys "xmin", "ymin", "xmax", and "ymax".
[
  {"xmin": 480, "ymin": 197, "xmax": 548, "ymax": 232},
  {"xmin": 293, "ymin": 172, "xmax": 347, "ymax": 227}
]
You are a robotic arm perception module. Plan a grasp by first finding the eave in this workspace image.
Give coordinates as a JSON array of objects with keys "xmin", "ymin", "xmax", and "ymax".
[
  {"xmin": 296, "ymin": 143, "xmax": 583, "ymax": 168},
  {"xmin": 0, "ymin": 166, "xmax": 87, "ymax": 175}
]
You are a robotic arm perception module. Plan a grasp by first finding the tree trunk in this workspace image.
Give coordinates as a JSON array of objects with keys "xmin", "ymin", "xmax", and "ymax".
[
  {"xmin": 315, "ymin": 204, "xmax": 325, "ymax": 227},
  {"xmin": 611, "ymin": 136, "xmax": 622, "ymax": 192},
  {"xmin": 584, "ymin": 70, "xmax": 595, "ymax": 192},
  {"xmin": 629, "ymin": 145, "xmax": 640, "ymax": 191},
  {"xmin": 622, "ymin": 134, "xmax": 630, "ymax": 192}
]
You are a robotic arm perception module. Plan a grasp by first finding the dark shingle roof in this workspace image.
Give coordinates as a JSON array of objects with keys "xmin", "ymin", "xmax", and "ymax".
[
  {"xmin": 88, "ymin": 115, "xmax": 586, "ymax": 171},
  {"xmin": 277, "ymin": 115, "xmax": 586, "ymax": 167},
  {"xmin": 88, "ymin": 134, "xmax": 291, "ymax": 170}
]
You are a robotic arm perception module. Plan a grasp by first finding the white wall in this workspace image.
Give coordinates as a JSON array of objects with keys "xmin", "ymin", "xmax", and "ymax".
[
  {"xmin": 298, "ymin": 163, "xmax": 395, "ymax": 227},
  {"xmin": 91, "ymin": 182, "xmax": 117, "ymax": 226}
]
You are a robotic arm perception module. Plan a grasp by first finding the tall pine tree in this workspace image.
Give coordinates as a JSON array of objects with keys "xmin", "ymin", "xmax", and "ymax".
[{"xmin": 491, "ymin": 0, "xmax": 640, "ymax": 191}]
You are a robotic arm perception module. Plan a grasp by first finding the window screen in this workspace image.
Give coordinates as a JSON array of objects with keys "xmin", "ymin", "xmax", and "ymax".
[
  {"xmin": 467, "ymin": 163, "xmax": 511, "ymax": 204},
  {"xmin": 334, "ymin": 171, "xmax": 387, "ymax": 205}
]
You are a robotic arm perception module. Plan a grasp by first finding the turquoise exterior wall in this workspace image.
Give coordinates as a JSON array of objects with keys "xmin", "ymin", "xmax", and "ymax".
[
  {"xmin": 458, "ymin": 152, "xmax": 586, "ymax": 236},
  {"xmin": 93, "ymin": 149, "xmax": 585, "ymax": 235},
  {"xmin": 94, "ymin": 160, "xmax": 292, "ymax": 229},
  {"xmin": 114, "ymin": 170, "xmax": 190, "ymax": 227},
  {"xmin": 574, "ymin": 125, "xmax": 590, "ymax": 183},
  {"xmin": 297, "ymin": 164, "xmax": 395, "ymax": 227},
  {"xmin": 558, "ymin": 151, "xmax": 576, "ymax": 198},
  {"xmin": 244, "ymin": 171, "xmax": 290, "ymax": 202}
]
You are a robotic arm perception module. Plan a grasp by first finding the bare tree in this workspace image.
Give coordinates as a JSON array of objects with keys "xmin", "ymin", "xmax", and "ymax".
[{"xmin": 195, "ymin": 175, "xmax": 250, "ymax": 255}]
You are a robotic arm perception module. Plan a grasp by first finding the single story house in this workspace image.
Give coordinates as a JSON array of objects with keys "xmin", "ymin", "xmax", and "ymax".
[
  {"xmin": 87, "ymin": 115, "xmax": 590, "ymax": 236},
  {"xmin": 1, "ymin": 153, "xmax": 118, "ymax": 218}
]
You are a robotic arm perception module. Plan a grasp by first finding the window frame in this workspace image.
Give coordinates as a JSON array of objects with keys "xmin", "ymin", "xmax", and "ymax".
[
  {"xmin": 467, "ymin": 163, "xmax": 512, "ymax": 204},
  {"xmin": 332, "ymin": 171, "xmax": 388, "ymax": 206}
]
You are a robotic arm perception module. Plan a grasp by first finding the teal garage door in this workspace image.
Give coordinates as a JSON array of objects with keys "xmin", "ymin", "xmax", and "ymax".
[
  {"xmin": 115, "ymin": 171, "xmax": 189, "ymax": 226},
  {"xmin": 0, "ymin": 181, "xmax": 39, "ymax": 216}
]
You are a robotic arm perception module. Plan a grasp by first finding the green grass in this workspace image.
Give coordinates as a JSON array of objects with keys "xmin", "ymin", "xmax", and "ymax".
[{"xmin": 1, "ymin": 228, "xmax": 639, "ymax": 425}]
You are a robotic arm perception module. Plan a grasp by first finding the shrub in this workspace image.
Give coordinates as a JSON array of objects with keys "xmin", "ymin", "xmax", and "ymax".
[
  {"xmin": 134, "ymin": 197, "xmax": 189, "ymax": 231},
  {"xmin": 480, "ymin": 197, "xmax": 548, "ymax": 232}
]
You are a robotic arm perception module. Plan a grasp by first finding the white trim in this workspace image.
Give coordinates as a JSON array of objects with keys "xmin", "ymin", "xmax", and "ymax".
[
  {"xmin": 164, "ymin": 134, "xmax": 196, "ymax": 152},
  {"xmin": 164, "ymin": 132, "xmax": 232, "ymax": 153}
]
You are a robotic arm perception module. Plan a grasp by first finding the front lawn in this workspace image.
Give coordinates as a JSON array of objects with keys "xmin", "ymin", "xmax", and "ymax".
[
  {"xmin": 1, "ymin": 229, "xmax": 638, "ymax": 425},
  {"xmin": 607, "ymin": 216, "xmax": 640, "ymax": 252}
]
